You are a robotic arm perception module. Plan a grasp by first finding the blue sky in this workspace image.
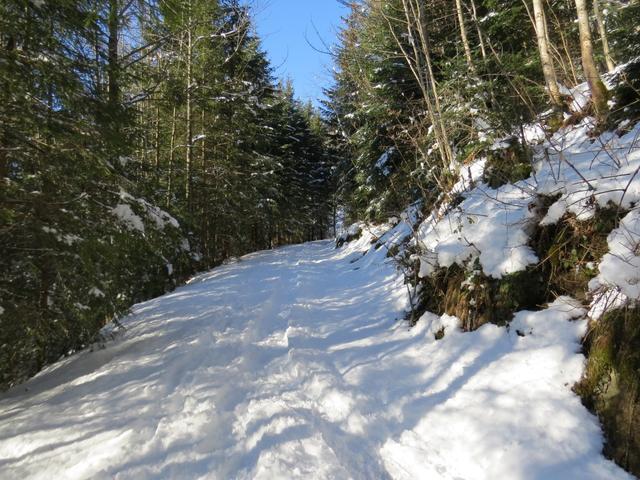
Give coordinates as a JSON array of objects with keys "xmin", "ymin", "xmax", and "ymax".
[{"xmin": 250, "ymin": 0, "xmax": 348, "ymax": 105}]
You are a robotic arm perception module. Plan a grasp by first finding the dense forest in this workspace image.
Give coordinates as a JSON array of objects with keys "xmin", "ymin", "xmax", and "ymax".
[
  {"xmin": 2, "ymin": 0, "xmax": 640, "ymax": 476},
  {"xmin": 325, "ymin": 0, "xmax": 639, "ymax": 221},
  {"xmin": 1, "ymin": 0, "xmax": 336, "ymax": 387}
]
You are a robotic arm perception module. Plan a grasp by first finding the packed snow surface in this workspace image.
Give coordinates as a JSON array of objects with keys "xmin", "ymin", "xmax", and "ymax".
[{"xmin": 0, "ymin": 236, "xmax": 632, "ymax": 479}]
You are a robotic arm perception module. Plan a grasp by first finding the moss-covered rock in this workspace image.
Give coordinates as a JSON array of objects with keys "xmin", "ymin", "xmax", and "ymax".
[
  {"xmin": 412, "ymin": 261, "xmax": 547, "ymax": 331},
  {"xmin": 482, "ymin": 137, "xmax": 532, "ymax": 189},
  {"xmin": 575, "ymin": 306, "xmax": 640, "ymax": 477},
  {"xmin": 493, "ymin": 269, "xmax": 547, "ymax": 322},
  {"xmin": 531, "ymin": 206, "xmax": 621, "ymax": 302},
  {"xmin": 409, "ymin": 202, "xmax": 625, "ymax": 333}
]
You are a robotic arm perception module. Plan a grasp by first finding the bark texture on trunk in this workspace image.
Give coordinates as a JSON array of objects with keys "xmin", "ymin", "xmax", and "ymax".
[
  {"xmin": 455, "ymin": 0, "xmax": 476, "ymax": 72},
  {"xmin": 532, "ymin": 0, "xmax": 562, "ymax": 107},
  {"xmin": 107, "ymin": 0, "xmax": 119, "ymax": 110},
  {"xmin": 185, "ymin": 0, "xmax": 193, "ymax": 204},
  {"xmin": 575, "ymin": 0, "xmax": 608, "ymax": 117},
  {"xmin": 593, "ymin": 0, "xmax": 615, "ymax": 72}
]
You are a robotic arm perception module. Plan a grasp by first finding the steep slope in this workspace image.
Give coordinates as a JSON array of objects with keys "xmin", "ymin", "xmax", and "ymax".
[{"xmin": 0, "ymin": 231, "xmax": 631, "ymax": 479}]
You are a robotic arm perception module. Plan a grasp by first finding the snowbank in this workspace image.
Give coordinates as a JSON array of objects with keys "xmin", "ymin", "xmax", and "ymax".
[{"xmin": 414, "ymin": 110, "xmax": 640, "ymax": 288}]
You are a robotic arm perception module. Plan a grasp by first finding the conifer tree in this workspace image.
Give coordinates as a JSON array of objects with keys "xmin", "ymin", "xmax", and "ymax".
[{"xmin": 0, "ymin": 0, "xmax": 335, "ymax": 388}]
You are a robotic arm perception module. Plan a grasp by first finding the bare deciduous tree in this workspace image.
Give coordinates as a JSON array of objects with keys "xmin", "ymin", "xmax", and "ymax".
[
  {"xmin": 593, "ymin": 0, "xmax": 615, "ymax": 72},
  {"xmin": 455, "ymin": 0, "xmax": 475, "ymax": 73},
  {"xmin": 375, "ymin": 0, "xmax": 454, "ymax": 170},
  {"xmin": 531, "ymin": 0, "xmax": 562, "ymax": 107},
  {"xmin": 575, "ymin": 0, "xmax": 608, "ymax": 118}
]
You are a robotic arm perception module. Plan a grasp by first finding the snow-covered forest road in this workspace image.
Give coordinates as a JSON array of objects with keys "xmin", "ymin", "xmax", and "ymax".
[{"xmin": 0, "ymin": 237, "xmax": 632, "ymax": 479}]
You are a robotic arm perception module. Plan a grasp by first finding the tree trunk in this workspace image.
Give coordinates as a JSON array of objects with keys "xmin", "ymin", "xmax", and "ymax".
[
  {"xmin": 93, "ymin": 26, "xmax": 102, "ymax": 101},
  {"xmin": 412, "ymin": 0, "xmax": 454, "ymax": 167},
  {"xmin": 167, "ymin": 105, "xmax": 177, "ymax": 208},
  {"xmin": 455, "ymin": 0, "xmax": 476, "ymax": 72},
  {"xmin": 140, "ymin": 99, "xmax": 148, "ymax": 173},
  {"xmin": 0, "ymin": 33, "xmax": 12, "ymax": 179},
  {"xmin": 154, "ymin": 58, "xmax": 162, "ymax": 177},
  {"xmin": 185, "ymin": 0, "xmax": 193, "ymax": 204},
  {"xmin": 470, "ymin": 0, "xmax": 487, "ymax": 59},
  {"xmin": 201, "ymin": 108, "xmax": 206, "ymax": 169},
  {"xmin": 154, "ymin": 102, "xmax": 160, "ymax": 174},
  {"xmin": 378, "ymin": 0, "xmax": 454, "ymax": 169},
  {"xmin": 575, "ymin": 0, "xmax": 608, "ymax": 118},
  {"xmin": 107, "ymin": 0, "xmax": 119, "ymax": 111},
  {"xmin": 391, "ymin": 0, "xmax": 454, "ymax": 169},
  {"xmin": 532, "ymin": 0, "xmax": 562, "ymax": 107},
  {"xmin": 542, "ymin": 5, "xmax": 579, "ymax": 86},
  {"xmin": 593, "ymin": 0, "xmax": 615, "ymax": 72}
]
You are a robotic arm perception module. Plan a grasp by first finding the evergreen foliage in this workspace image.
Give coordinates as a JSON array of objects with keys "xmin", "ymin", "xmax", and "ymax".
[
  {"xmin": 0, "ymin": 0, "xmax": 334, "ymax": 388},
  {"xmin": 325, "ymin": 0, "xmax": 639, "ymax": 222}
]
